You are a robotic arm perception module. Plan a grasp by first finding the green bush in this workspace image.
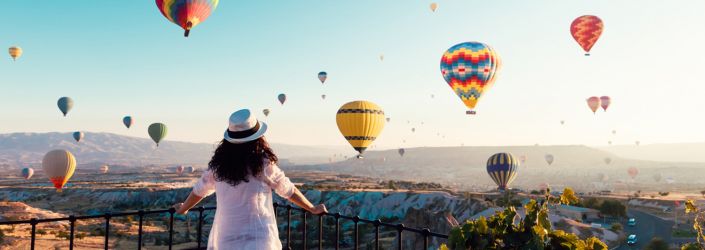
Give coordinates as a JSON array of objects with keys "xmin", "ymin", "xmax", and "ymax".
[{"xmin": 644, "ymin": 237, "xmax": 668, "ymax": 250}]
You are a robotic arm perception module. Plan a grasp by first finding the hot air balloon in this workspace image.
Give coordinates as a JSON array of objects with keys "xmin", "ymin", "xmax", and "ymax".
[
  {"xmin": 100, "ymin": 165, "xmax": 109, "ymax": 174},
  {"xmin": 486, "ymin": 153, "xmax": 519, "ymax": 191},
  {"xmin": 176, "ymin": 165, "xmax": 184, "ymax": 175},
  {"xmin": 560, "ymin": 120, "xmax": 565, "ymax": 125},
  {"xmin": 386, "ymin": 118, "xmax": 390, "ymax": 122},
  {"xmin": 519, "ymin": 155, "xmax": 527, "ymax": 165},
  {"xmin": 398, "ymin": 148, "xmax": 405, "ymax": 156},
  {"xmin": 73, "ymin": 132, "xmax": 84, "ymax": 143},
  {"xmin": 263, "ymin": 109, "xmax": 270, "ymax": 117},
  {"xmin": 627, "ymin": 167, "xmax": 639, "ymax": 179},
  {"xmin": 336, "ymin": 101, "xmax": 385, "ymax": 158},
  {"xmin": 42, "ymin": 149, "xmax": 76, "ymax": 192},
  {"xmin": 185, "ymin": 166, "xmax": 195, "ymax": 173},
  {"xmin": 431, "ymin": 94, "xmax": 435, "ymax": 99},
  {"xmin": 604, "ymin": 157, "xmax": 612, "ymax": 165},
  {"xmin": 57, "ymin": 97, "xmax": 74, "ymax": 117},
  {"xmin": 21, "ymin": 168, "xmax": 34, "ymax": 180},
  {"xmin": 430, "ymin": 2, "xmax": 438, "ymax": 12},
  {"xmin": 278, "ymin": 94, "xmax": 287, "ymax": 105},
  {"xmin": 440, "ymin": 42, "xmax": 501, "ymax": 115},
  {"xmin": 321, "ymin": 94, "xmax": 326, "ymax": 100},
  {"xmin": 570, "ymin": 15, "xmax": 604, "ymax": 56},
  {"xmin": 600, "ymin": 96, "xmax": 611, "ymax": 111},
  {"xmin": 379, "ymin": 54, "xmax": 384, "ymax": 61},
  {"xmin": 318, "ymin": 72, "xmax": 327, "ymax": 84},
  {"xmin": 148, "ymin": 123, "xmax": 168, "ymax": 146},
  {"xmin": 612, "ymin": 130, "xmax": 616, "ymax": 135},
  {"xmin": 545, "ymin": 154, "xmax": 554, "ymax": 165},
  {"xmin": 653, "ymin": 173, "xmax": 662, "ymax": 182},
  {"xmin": 586, "ymin": 97, "xmax": 601, "ymax": 114},
  {"xmin": 608, "ymin": 141, "xmax": 612, "ymax": 145},
  {"xmin": 8, "ymin": 46, "xmax": 22, "ymax": 61},
  {"xmin": 635, "ymin": 141, "xmax": 640, "ymax": 146},
  {"xmin": 411, "ymin": 128, "xmax": 415, "ymax": 133},
  {"xmin": 665, "ymin": 177, "xmax": 675, "ymax": 184},
  {"xmin": 155, "ymin": 0, "xmax": 219, "ymax": 37},
  {"xmin": 123, "ymin": 116, "xmax": 134, "ymax": 129}
]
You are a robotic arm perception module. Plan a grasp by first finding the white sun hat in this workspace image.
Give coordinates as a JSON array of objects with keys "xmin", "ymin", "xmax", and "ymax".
[{"xmin": 223, "ymin": 109, "xmax": 268, "ymax": 144}]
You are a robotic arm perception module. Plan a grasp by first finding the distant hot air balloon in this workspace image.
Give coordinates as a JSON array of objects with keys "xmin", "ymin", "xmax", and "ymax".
[
  {"xmin": 430, "ymin": 2, "xmax": 438, "ymax": 12},
  {"xmin": 627, "ymin": 167, "xmax": 639, "ymax": 179},
  {"xmin": 148, "ymin": 123, "xmax": 168, "ymax": 146},
  {"xmin": 185, "ymin": 166, "xmax": 195, "ymax": 173},
  {"xmin": 155, "ymin": 0, "xmax": 219, "ymax": 37},
  {"xmin": 398, "ymin": 148, "xmax": 405, "ymax": 156},
  {"xmin": 545, "ymin": 154, "xmax": 554, "ymax": 165},
  {"xmin": 321, "ymin": 94, "xmax": 326, "ymax": 100},
  {"xmin": 318, "ymin": 72, "xmax": 327, "ymax": 84},
  {"xmin": 176, "ymin": 165, "xmax": 184, "ymax": 175},
  {"xmin": 411, "ymin": 128, "xmax": 416, "ymax": 133},
  {"xmin": 379, "ymin": 54, "xmax": 384, "ymax": 61},
  {"xmin": 42, "ymin": 149, "xmax": 76, "ymax": 192},
  {"xmin": 653, "ymin": 173, "xmax": 662, "ymax": 182},
  {"xmin": 8, "ymin": 46, "xmax": 22, "ymax": 61},
  {"xmin": 570, "ymin": 15, "xmax": 604, "ymax": 56},
  {"xmin": 519, "ymin": 155, "xmax": 527, "ymax": 165},
  {"xmin": 440, "ymin": 42, "xmax": 501, "ymax": 115},
  {"xmin": 665, "ymin": 177, "xmax": 675, "ymax": 184},
  {"xmin": 486, "ymin": 153, "xmax": 519, "ymax": 191},
  {"xmin": 57, "ymin": 97, "xmax": 74, "ymax": 117},
  {"xmin": 278, "ymin": 94, "xmax": 287, "ymax": 105},
  {"xmin": 263, "ymin": 109, "xmax": 270, "ymax": 117},
  {"xmin": 560, "ymin": 120, "xmax": 565, "ymax": 125},
  {"xmin": 612, "ymin": 130, "xmax": 616, "ymax": 135},
  {"xmin": 635, "ymin": 141, "xmax": 640, "ymax": 146},
  {"xmin": 21, "ymin": 168, "xmax": 34, "ymax": 180},
  {"xmin": 386, "ymin": 118, "xmax": 390, "ymax": 122},
  {"xmin": 586, "ymin": 96, "xmax": 600, "ymax": 114},
  {"xmin": 100, "ymin": 165, "xmax": 109, "ymax": 174},
  {"xmin": 600, "ymin": 96, "xmax": 611, "ymax": 111},
  {"xmin": 336, "ymin": 101, "xmax": 385, "ymax": 158},
  {"xmin": 73, "ymin": 132, "xmax": 84, "ymax": 143},
  {"xmin": 431, "ymin": 94, "xmax": 435, "ymax": 99},
  {"xmin": 604, "ymin": 157, "xmax": 611, "ymax": 165},
  {"xmin": 122, "ymin": 116, "xmax": 134, "ymax": 129},
  {"xmin": 608, "ymin": 141, "xmax": 612, "ymax": 145}
]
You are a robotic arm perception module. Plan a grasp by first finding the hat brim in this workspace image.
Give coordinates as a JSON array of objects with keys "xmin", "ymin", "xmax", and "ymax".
[{"xmin": 224, "ymin": 122, "xmax": 268, "ymax": 144}]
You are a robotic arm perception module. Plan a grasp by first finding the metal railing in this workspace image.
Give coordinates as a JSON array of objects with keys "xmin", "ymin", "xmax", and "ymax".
[{"xmin": 0, "ymin": 203, "xmax": 448, "ymax": 249}]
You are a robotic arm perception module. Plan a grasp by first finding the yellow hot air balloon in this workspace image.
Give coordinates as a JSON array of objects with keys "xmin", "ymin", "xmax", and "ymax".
[
  {"xmin": 8, "ymin": 46, "xmax": 22, "ymax": 61},
  {"xmin": 430, "ymin": 2, "xmax": 438, "ymax": 12},
  {"xmin": 336, "ymin": 101, "xmax": 385, "ymax": 158},
  {"xmin": 42, "ymin": 149, "xmax": 76, "ymax": 192}
]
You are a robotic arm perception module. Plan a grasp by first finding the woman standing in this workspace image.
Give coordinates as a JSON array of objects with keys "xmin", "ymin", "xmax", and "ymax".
[{"xmin": 173, "ymin": 109, "xmax": 327, "ymax": 249}]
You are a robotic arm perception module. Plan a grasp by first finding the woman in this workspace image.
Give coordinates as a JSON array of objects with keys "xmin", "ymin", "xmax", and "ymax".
[{"xmin": 173, "ymin": 109, "xmax": 327, "ymax": 249}]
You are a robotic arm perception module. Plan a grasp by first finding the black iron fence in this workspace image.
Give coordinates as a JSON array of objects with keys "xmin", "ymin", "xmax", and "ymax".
[{"xmin": 0, "ymin": 202, "xmax": 448, "ymax": 250}]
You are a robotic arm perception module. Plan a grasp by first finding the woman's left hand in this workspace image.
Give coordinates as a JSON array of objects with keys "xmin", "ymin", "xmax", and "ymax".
[{"xmin": 173, "ymin": 203, "xmax": 188, "ymax": 215}]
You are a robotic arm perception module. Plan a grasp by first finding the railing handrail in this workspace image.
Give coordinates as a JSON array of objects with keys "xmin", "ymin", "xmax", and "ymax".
[{"xmin": 0, "ymin": 203, "xmax": 448, "ymax": 250}]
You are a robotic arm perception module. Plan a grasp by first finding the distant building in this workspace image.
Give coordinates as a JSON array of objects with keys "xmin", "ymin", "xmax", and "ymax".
[{"xmin": 555, "ymin": 205, "xmax": 600, "ymax": 221}]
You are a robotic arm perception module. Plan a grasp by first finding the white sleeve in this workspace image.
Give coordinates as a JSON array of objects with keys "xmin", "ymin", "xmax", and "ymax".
[
  {"xmin": 261, "ymin": 162, "xmax": 296, "ymax": 199},
  {"xmin": 192, "ymin": 170, "xmax": 216, "ymax": 197}
]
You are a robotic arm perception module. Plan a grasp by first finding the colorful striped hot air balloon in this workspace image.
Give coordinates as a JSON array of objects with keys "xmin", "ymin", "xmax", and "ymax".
[
  {"xmin": 486, "ymin": 153, "xmax": 519, "ymax": 191},
  {"xmin": 155, "ymin": 0, "xmax": 219, "ymax": 37},
  {"xmin": 318, "ymin": 72, "xmax": 327, "ymax": 84},
  {"xmin": 587, "ymin": 96, "xmax": 600, "ymax": 114},
  {"xmin": 148, "ymin": 123, "xmax": 168, "ymax": 146},
  {"xmin": 21, "ymin": 168, "xmax": 34, "ymax": 180},
  {"xmin": 440, "ymin": 42, "xmax": 501, "ymax": 115},
  {"xmin": 123, "ymin": 116, "xmax": 134, "ymax": 129},
  {"xmin": 8, "ymin": 46, "xmax": 22, "ymax": 61},
  {"xmin": 42, "ymin": 150, "xmax": 76, "ymax": 192},
  {"xmin": 336, "ymin": 101, "xmax": 385, "ymax": 158},
  {"xmin": 57, "ymin": 97, "xmax": 74, "ymax": 117},
  {"xmin": 570, "ymin": 15, "xmax": 604, "ymax": 56}
]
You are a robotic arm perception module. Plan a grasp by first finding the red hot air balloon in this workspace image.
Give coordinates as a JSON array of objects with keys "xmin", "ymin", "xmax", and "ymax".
[
  {"xmin": 587, "ymin": 96, "xmax": 601, "ymax": 114},
  {"xmin": 627, "ymin": 167, "xmax": 639, "ymax": 179},
  {"xmin": 570, "ymin": 15, "xmax": 604, "ymax": 56},
  {"xmin": 600, "ymin": 96, "xmax": 611, "ymax": 111},
  {"xmin": 156, "ymin": 0, "xmax": 219, "ymax": 37}
]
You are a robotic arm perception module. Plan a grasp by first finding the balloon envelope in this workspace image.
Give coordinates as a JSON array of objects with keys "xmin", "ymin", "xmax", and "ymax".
[
  {"xmin": 321, "ymin": 94, "xmax": 326, "ymax": 100},
  {"xmin": 148, "ymin": 123, "xmax": 168, "ymax": 146},
  {"xmin": 155, "ymin": 0, "xmax": 219, "ymax": 37},
  {"xmin": 587, "ymin": 96, "xmax": 600, "ymax": 114},
  {"xmin": 278, "ymin": 94, "xmax": 287, "ymax": 105},
  {"xmin": 263, "ymin": 109, "xmax": 270, "ymax": 117},
  {"xmin": 176, "ymin": 165, "xmax": 184, "ymax": 175},
  {"xmin": 545, "ymin": 154, "xmax": 554, "ymax": 165},
  {"xmin": 430, "ymin": 2, "xmax": 438, "ymax": 12},
  {"xmin": 440, "ymin": 42, "xmax": 501, "ymax": 115},
  {"xmin": 336, "ymin": 101, "xmax": 385, "ymax": 156},
  {"xmin": 627, "ymin": 167, "xmax": 639, "ymax": 179},
  {"xmin": 600, "ymin": 96, "xmax": 611, "ymax": 111},
  {"xmin": 398, "ymin": 148, "xmax": 405, "ymax": 156},
  {"xmin": 57, "ymin": 97, "xmax": 74, "ymax": 117},
  {"xmin": 42, "ymin": 150, "xmax": 76, "ymax": 191},
  {"xmin": 570, "ymin": 15, "xmax": 604, "ymax": 55},
  {"xmin": 486, "ymin": 153, "xmax": 519, "ymax": 190},
  {"xmin": 318, "ymin": 72, "xmax": 327, "ymax": 84},
  {"xmin": 100, "ymin": 165, "xmax": 109, "ymax": 174},
  {"xmin": 73, "ymin": 132, "xmax": 84, "ymax": 143},
  {"xmin": 8, "ymin": 46, "xmax": 22, "ymax": 61},
  {"xmin": 123, "ymin": 116, "xmax": 134, "ymax": 129},
  {"xmin": 21, "ymin": 168, "xmax": 34, "ymax": 180},
  {"xmin": 186, "ymin": 166, "xmax": 195, "ymax": 173}
]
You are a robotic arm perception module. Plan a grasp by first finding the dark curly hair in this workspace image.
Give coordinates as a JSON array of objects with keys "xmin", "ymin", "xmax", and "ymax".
[{"xmin": 208, "ymin": 137, "xmax": 278, "ymax": 187}]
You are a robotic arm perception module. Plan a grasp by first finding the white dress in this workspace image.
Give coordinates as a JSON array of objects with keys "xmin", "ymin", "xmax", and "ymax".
[{"xmin": 192, "ymin": 160, "xmax": 296, "ymax": 250}]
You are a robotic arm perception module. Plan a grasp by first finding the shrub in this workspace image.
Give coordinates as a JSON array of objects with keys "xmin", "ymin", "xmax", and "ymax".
[
  {"xmin": 609, "ymin": 222, "xmax": 622, "ymax": 232},
  {"xmin": 644, "ymin": 237, "xmax": 668, "ymax": 250}
]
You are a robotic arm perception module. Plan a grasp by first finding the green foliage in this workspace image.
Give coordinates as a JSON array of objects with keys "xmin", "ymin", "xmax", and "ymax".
[
  {"xmin": 442, "ymin": 188, "xmax": 608, "ymax": 250},
  {"xmin": 644, "ymin": 237, "xmax": 668, "ymax": 250},
  {"xmin": 0, "ymin": 228, "xmax": 5, "ymax": 244},
  {"xmin": 609, "ymin": 223, "xmax": 622, "ymax": 232},
  {"xmin": 36, "ymin": 229, "xmax": 47, "ymax": 235},
  {"xmin": 598, "ymin": 200, "xmax": 626, "ymax": 218}
]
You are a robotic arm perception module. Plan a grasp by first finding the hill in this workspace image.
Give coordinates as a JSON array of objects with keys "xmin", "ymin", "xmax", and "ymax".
[{"xmin": 601, "ymin": 142, "xmax": 705, "ymax": 163}]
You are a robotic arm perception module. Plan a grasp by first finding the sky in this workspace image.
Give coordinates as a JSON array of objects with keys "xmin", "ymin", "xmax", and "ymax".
[{"xmin": 1, "ymin": 0, "xmax": 705, "ymax": 149}]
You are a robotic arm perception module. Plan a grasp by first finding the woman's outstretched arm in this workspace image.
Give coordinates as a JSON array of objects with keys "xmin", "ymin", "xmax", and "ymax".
[
  {"xmin": 287, "ymin": 188, "xmax": 327, "ymax": 215},
  {"xmin": 173, "ymin": 170, "xmax": 216, "ymax": 214},
  {"xmin": 173, "ymin": 192, "xmax": 204, "ymax": 215}
]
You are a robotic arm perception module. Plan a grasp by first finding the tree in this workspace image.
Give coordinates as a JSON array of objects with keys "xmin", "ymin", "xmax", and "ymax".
[
  {"xmin": 599, "ymin": 200, "xmax": 626, "ymax": 218},
  {"xmin": 609, "ymin": 223, "xmax": 622, "ymax": 232},
  {"xmin": 644, "ymin": 237, "xmax": 668, "ymax": 250}
]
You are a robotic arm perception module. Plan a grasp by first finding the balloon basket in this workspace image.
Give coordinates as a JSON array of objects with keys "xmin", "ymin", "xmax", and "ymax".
[
  {"xmin": 356, "ymin": 155, "xmax": 364, "ymax": 159},
  {"xmin": 466, "ymin": 110, "xmax": 476, "ymax": 115},
  {"xmin": 585, "ymin": 53, "xmax": 590, "ymax": 56}
]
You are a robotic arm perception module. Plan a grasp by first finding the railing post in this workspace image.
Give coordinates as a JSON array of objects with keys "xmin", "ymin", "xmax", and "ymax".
[
  {"xmin": 374, "ymin": 219, "xmax": 381, "ymax": 250},
  {"xmin": 168, "ymin": 208, "xmax": 175, "ymax": 250},
  {"xmin": 197, "ymin": 206, "xmax": 204, "ymax": 249},
  {"xmin": 334, "ymin": 213, "xmax": 341, "ymax": 250},
  {"xmin": 104, "ymin": 213, "xmax": 111, "ymax": 250},
  {"xmin": 286, "ymin": 204, "xmax": 292, "ymax": 250},
  {"xmin": 69, "ymin": 215, "xmax": 76, "ymax": 250},
  {"xmin": 302, "ymin": 211, "xmax": 307, "ymax": 250},
  {"xmin": 318, "ymin": 214, "xmax": 324, "ymax": 250},
  {"xmin": 30, "ymin": 218, "xmax": 37, "ymax": 250},
  {"xmin": 353, "ymin": 216, "xmax": 360, "ymax": 250},
  {"xmin": 397, "ymin": 223, "xmax": 404, "ymax": 250},
  {"xmin": 137, "ymin": 210, "xmax": 144, "ymax": 250},
  {"xmin": 422, "ymin": 228, "xmax": 430, "ymax": 250}
]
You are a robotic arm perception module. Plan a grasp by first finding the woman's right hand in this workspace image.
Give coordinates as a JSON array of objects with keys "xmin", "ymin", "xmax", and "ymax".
[{"xmin": 310, "ymin": 204, "xmax": 328, "ymax": 215}]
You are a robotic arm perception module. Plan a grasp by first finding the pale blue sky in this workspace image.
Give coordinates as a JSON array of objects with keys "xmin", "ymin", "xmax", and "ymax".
[{"xmin": 1, "ymin": 1, "xmax": 704, "ymax": 149}]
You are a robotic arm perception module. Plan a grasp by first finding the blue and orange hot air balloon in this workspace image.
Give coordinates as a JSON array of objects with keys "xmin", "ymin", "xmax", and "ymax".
[
  {"xmin": 156, "ymin": 0, "xmax": 219, "ymax": 37},
  {"xmin": 440, "ymin": 42, "xmax": 501, "ymax": 115},
  {"xmin": 486, "ymin": 153, "xmax": 519, "ymax": 191},
  {"xmin": 570, "ymin": 15, "xmax": 604, "ymax": 56}
]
